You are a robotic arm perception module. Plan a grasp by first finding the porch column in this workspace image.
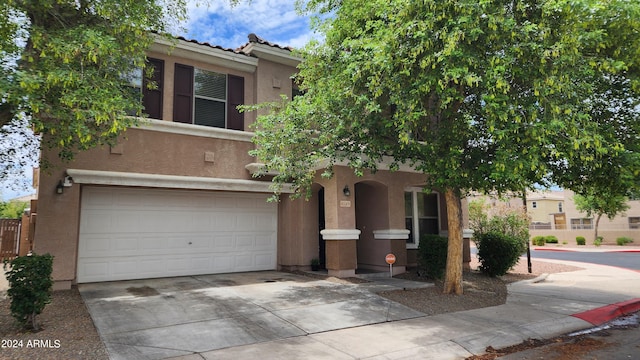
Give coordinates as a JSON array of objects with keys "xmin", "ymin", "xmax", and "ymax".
[
  {"xmin": 463, "ymin": 229, "xmax": 473, "ymax": 270},
  {"xmin": 373, "ymin": 229, "xmax": 410, "ymax": 275},
  {"xmin": 320, "ymin": 229, "xmax": 360, "ymax": 277}
]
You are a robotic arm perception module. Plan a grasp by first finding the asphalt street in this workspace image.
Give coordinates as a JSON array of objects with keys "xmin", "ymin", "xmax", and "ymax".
[{"xmin": 530, "ymin": 249, "xmax": 640, "ymax": 270}]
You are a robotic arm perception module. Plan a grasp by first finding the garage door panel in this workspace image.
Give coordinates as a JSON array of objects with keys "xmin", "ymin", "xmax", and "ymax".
[
  {"xmin": 255, "ymin": 253, "xmax": 276, "ymax": 267},
  {"xmin": 213, "ymin": 236, "xmax": 235, "ymax": 251},
  {"xmin": 78, "ymin": 187, "xmax": 277, "ymax": 283},
  {"xmin": 255, "ymin": 235, "xmax": 275, "ymax": 249}
]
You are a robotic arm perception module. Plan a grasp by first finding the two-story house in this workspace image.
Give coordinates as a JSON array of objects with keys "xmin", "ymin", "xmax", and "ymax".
[{"xmin": 34, "ymin": 34, "xmax": 461, "ymax": 289}]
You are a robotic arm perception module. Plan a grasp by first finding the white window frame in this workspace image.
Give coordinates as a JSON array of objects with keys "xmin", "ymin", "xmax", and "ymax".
[
  {"xmin": 405, "ymin": 187, "xmax": 440, "ymax": 249},
  {"xmin": 193, "ymin": 68, "xmax": 228, "ymax": 128}
]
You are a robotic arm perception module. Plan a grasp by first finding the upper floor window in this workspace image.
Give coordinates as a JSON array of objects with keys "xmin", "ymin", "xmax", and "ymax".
[
  {"xmin": 629, "ymin": 217, "xmax": 640, "ymax": 229},
  {"xmin": 531, "ymin": 201, "xmax": 537, "ymax": 209},
  {"xmin": 124, "ymin": 57, "xmax": 164, "ymax": 119},
  {"xmin": 292, "ymin": 79, "xmax": 303, "ymax": 99},
  {"xmin": 405, "ymin": 188, "xmax": 440, "ymax": 248},
  {"xmin": 558, "ymin": 202, "xmax": 563, "ymax": 213},
  {"xmin": 173, "ymin": 63, "xmax": 244, "ymax": 130}
]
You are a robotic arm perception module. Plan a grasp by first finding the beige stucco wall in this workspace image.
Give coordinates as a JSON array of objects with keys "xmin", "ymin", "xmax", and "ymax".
[
  {"xmin": 146, "ymin": 50, "xmax": 258, "ymax": 130},
  {"xmin": 35, "ymin": 127, "xmax": 264, "ymax": 288},
  {"xmin": 528, "ymin": 199, "xmax": 563, "ymax": 223},
  {"xmin": 277, "ymin": 165, "xmax": 471, "ymax": 272},
  {"xmin": 277, "ymin": 193, "xmax": 320, "ymax": 270},
  {"xmin": 254, "ymin": 58, "xmax": 297, "ymax": 108},
  {"xmin": 33, "ymin": 162, "xmax": 81, "ymax": 289},
  {"xmin": 78, "ymin": 128, "xmax": 256, "ymax": 179},
  {"xmin": 562, "ymin": 189, "xmax": 640, "ymax": 230}
]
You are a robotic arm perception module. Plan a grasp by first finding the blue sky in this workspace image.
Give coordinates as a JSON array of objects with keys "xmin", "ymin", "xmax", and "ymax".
[
  {"xmin": 181, "ymin": 1, "xmax": 316, "ymax": 50},
  {"xmin": 1, "ymin": 1, "xmax": 315, "ymax": 201}
]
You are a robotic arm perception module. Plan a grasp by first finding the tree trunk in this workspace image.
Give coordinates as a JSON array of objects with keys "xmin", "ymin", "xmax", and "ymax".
[
  {"xmin": 443, "ymin": 188, "xmax": 463, "ymax": 295},
  {"xmin": 30, "ymin": 312, "xmax": 38, "ymax": 331},
  {"xmin": 594, "ymin": 213, "xmax": 602, "ymax": 242}
]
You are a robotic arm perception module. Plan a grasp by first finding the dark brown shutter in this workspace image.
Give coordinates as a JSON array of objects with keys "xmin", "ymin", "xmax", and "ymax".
[
  {"xmin": 173, "ymin": 64, "xmax": 194, "ymax": 124},
  {"xmin": 227, "ymin": 75, "xmax": 244, "ymax": 131},
  {"xmin": 142, "ymin": 58, "xmax": 164, "ymax": 119}
]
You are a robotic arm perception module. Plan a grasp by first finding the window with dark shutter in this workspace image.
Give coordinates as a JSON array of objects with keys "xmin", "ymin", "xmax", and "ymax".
[
  {"xmin": 194, "ymin": 69, "xmax": 226, "ymax": 128},
  {"xmin": 227, "ymin": 75, "xmax": 244, "ymax": 131},
  {"xmin": 173, "ymin": 64, "xmax": 194, "ymax": 123},
  {"xmin": 143, "ymin": 58, "xmax": 164, "ymax": 119},
  {"xmin": 172, "ymin": 63, "xmax": 245, "ymax": 131}
]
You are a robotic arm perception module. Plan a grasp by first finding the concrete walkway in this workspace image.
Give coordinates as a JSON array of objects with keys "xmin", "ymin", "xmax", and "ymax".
[
  {"xmin": 3, "ymin": 246, "xmax": 639, "ymax": 359},
  {"xmin": 79, "ymin": 272, "xmax": 432, "ymax": 360},
  {"xmin": 168, "ymin": 260, "xmax": 640, "ymax": 360}
]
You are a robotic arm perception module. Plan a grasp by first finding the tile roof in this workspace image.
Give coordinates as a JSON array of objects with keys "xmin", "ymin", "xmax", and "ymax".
[
  {"xmin": 237, "ymin": 33, "xmax": 294, "ymax": 52},
  {"xmin": 173, "ymin": 34, "xmax": 293, "ymax": 57},
  {"xmin": 175, "ymin": 35, "xmax": 250, "ymax": 56}
]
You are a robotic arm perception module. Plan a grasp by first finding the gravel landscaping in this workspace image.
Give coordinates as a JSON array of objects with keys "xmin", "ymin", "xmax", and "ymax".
[{"xmin": 0, "ymin": 257, "xmax": 582, "ymax": 359}]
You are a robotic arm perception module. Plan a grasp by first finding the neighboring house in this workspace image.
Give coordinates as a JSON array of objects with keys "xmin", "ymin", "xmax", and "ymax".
[
  {"xmin": 33, "ymin": 34, "xmax": 469, "ymax": 289},
  {"xmin": 526, "ymin": 190, "xmax": 565, "ymax": 230},
  {"xmin": 468, "ymin": 189, "xmax": 640, "ymax": 243},
  {"xmin": 528, "ymin": 189, "xmax": 640, "ymax": 243},
  {"xmin": 7, "ymin": 193, "xmax": 37, "ymax": 203}
]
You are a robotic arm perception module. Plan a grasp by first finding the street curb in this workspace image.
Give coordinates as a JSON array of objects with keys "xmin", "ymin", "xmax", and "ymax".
[
  {"xmin": 572, "ymin": 298, "xmax": 640, "ymax": 326},
  {"xmin": 533, "ymin": 248, "xmax": 576, "ymax": 252},
  {"xmin": 526, "ymin": 273, "xmax": 548, "ymax": 284},
  {"xmin": 533, "ymin": 247, "xmax": 640, "ymax": 253}
]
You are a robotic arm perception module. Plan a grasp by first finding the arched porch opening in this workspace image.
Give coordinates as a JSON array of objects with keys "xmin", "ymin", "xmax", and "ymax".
[{"xmin": 354, "ymin": 181, "xmax": 391, "ymax": 272}]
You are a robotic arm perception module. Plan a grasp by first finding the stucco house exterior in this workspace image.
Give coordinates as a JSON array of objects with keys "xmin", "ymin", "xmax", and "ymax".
[{"xmin": 33, "ymin": 34, "xmax": 467, "ymax": 289}]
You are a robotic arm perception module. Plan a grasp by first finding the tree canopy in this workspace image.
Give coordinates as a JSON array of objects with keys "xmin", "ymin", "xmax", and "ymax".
[
  {"xmin": 0, "ymin": 198, "xmax": 30, "ymax": 219},
  {"xmin": 250, "ymin": 0, "xmax": 640, "ymax": 293},
  {"xmin": 0, "ymin": 0, "xmax": 191, "ymax": 173},
  {"xmin": 574, "ymin": 190, "xmax": 630, "ymax": 241}
]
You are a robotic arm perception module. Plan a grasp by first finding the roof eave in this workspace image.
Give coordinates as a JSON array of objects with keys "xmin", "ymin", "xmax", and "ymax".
[
  {"xmin": 242, "ymin": 43, "xmax": 301, "ymax": 68},
  {"xmin": 151, "ymin": 35, "xmax": 258, "ymax": 73}
]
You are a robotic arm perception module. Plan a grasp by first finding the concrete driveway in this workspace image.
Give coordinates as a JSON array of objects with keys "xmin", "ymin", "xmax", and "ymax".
[{"xmin": 79, "ymin": 271, "xmax": 428, "ymax": 360}]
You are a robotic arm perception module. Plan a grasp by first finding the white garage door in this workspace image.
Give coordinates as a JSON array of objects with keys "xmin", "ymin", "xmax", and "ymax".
[{"xmin": 77, "ymin": 187, "xmax": 277, "ymax": 283}]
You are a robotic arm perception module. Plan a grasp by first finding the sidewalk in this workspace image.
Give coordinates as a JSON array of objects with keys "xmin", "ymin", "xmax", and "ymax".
[
  {"xmin": 2, "ymin": 251, "xmax": 639, "ymax": 359},
  {"xmin": 178, "ymin": 259, "xmax": 640, "ymax": 360}
]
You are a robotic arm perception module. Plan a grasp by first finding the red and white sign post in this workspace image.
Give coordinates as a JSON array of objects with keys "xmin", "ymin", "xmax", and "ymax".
[{"xmin": 385, "ymin": 253, "xmax": 396, "ymax": 278}]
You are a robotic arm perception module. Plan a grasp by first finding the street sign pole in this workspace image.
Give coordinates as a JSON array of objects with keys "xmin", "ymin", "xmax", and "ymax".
[{"xmin": 385, "ymin": 253, "xmax": 396, "ymax": 278}]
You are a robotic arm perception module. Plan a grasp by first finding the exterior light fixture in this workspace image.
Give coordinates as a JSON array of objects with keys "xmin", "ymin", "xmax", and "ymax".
[
  {"xmin": 343, "ymin": 185, "xmax": 351, "ymax": 197},
  {"xmin": 56, "ymin": 180, "xmax": 64, "ymax": 194}
]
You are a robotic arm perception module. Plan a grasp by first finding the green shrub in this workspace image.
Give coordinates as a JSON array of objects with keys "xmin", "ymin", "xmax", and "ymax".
[
  {"xmin": 576, "ymin": 236, "xmax": 586, "ymax": 246},
  {"xmin": 4, "ymin": 253, "xmax": 54, "ymax": 330},
  {"xmin": 532, "ymin": 236, "xmax": 545, "ymax": 246},
  {"xmin": 594, "ymin": 236, "xmax": 603, "ymax": 246},
  {"xmin": 417, "ymin": 234, "xmax": 448, "ymax": 279},
  {"xmin": 476, "ymin": 232, "xmax": 524, "ymax": 277},
  {"xmin": 544, "ymin": 235, "xmax": 559, "ymax": 244},
  {"xmin": 469, "ymin": 199, "xmax": 529, "ymax": 248},
  {"xmin": 616, "ymin": 237, "xmax": 633, "ymax": 246}
]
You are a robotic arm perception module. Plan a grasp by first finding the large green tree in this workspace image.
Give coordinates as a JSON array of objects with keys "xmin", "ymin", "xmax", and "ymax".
[
  {"xmin": 250, "ymin": 0, "xmax": 640, "ymax": 294},
  {"xmin": 574, "ymin": 190, "xmax": 630, "ymax": 242},
  {"xmin": 0, "ymin": 0, "xmax": 197, "ymax": 172}
]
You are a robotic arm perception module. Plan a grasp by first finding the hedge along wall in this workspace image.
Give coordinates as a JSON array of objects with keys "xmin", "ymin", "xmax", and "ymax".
[{"xmin": 529, "ymin": 229, "xmax": 638, "ymax": 244}]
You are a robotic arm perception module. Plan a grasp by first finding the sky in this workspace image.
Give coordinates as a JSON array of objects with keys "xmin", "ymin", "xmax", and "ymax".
[
  {"xmin": 1, "ymin": 1, "xmax": 316, "ymax": 202},
  {"xmin": 181, "ymin": 1, "xmax": 316, "ymax": 50}
]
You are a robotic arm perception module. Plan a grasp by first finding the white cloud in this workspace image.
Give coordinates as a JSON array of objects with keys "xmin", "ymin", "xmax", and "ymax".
[{"xmin": 181, "ymin": 0, "xmax": 317, "ymax": 49}]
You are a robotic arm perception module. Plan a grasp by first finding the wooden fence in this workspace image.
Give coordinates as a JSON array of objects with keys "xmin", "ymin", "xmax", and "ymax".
[{"xmin": 0, "ymin": 219, "xmax": 20, "ymax": 260}]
